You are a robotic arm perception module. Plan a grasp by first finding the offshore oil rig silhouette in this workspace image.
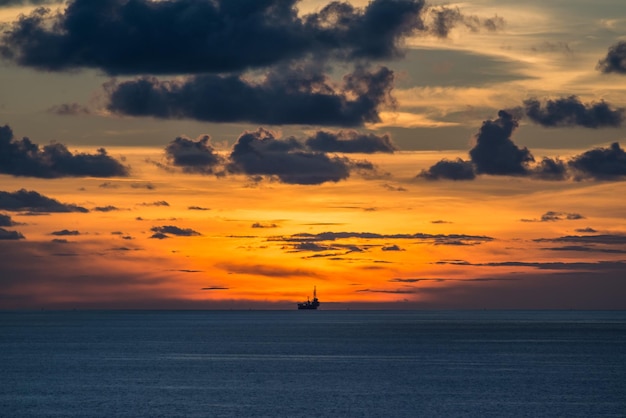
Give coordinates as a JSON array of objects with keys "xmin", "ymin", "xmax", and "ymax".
[{"xmin": 297, "ymin": 286, "xmax": 320, "ymax": 310}]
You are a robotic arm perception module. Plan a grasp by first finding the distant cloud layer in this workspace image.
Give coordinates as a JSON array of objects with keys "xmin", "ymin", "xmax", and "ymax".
[
  {"xmin": 419, "ymin": 110, "xmax": 626, "ymax": 181},
  {"xmin": 105, "ymin": 66, "xmax": 395, "ymax": 127},
  {"xmin": 597, "ymin": 41, "xmax": 626, "ymax": 74},
  {"xmin": 0, "ymin": 124, "xmax": 128, "ymax": 178}
]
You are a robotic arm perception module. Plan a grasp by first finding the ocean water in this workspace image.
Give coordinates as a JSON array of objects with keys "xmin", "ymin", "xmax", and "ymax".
[{"xmin": 1, "ymin": 310, "xmax": 625, "ymax": 418}]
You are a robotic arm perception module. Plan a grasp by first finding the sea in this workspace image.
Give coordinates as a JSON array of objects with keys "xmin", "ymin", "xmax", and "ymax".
[{"xmin": 1, "ymin": 310, "xmax": 625, "ymax": 417}]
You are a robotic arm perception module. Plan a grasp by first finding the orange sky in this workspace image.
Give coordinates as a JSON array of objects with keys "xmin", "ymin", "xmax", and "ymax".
[{"xmin": 2, "ymin": 148, "xmax": 625, "ymax": 309}]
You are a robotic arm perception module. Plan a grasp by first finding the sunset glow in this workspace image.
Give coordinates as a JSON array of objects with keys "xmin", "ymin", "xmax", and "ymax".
[{"xmin": 1, "ymin": 0, "xmax": 625, "ymax": 309}]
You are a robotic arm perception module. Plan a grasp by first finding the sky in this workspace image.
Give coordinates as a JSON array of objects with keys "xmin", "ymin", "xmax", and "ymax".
[{"xmin": 1, "ymin": 0, "xmax": 625, "ymax": 310}]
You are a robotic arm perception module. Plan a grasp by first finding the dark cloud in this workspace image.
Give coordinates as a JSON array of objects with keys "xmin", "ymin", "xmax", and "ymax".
[
  {"xmin": 0, "ymin": 189, "xmax": 88, "ymax": 213},
  {"xmin": 521, "ymin": 211, "xmax": 585, "ymax": 222},
  {"xmin": 420, "ymin": 111, "xmax": 626, "ymax": 181},
  {"xmin": 0, "ymin": 213, "xmax": 16, "ymax": 226},
  {"xmin": 99, "ymin": 182, "xmax": 119, "ymax": 189},
  {"xmin": 388, "ymin": 277, "xmax": 517, "ymax": 283},
  {"xmin": 0, "ymin": 124, "xmax": 128, "ymax": 178},
  {"xmin": 382, "ymin": 245, "xmax": 403, "ymax": 251},
  {"xmin": 193, "ymin": 128, "xmax": 391, "ymax": 185},
  {"xmin": 0, "ymin": 0, "xmax": 426, "ymax": 75},
  {"xmin": 568, "ymin": 142, "xmax": 626, "ymax": 180},
  {"xmin": 382, "ymin": 184, "xmax": 407, "ymax": 192},
  {"xmin": 0, "ymin": 227, "xmax": 24, "ymax": 240},
  {"xmin": 417, "ymin": 158, "xmax": 475, "ymax": 180},
  {"xmin": 275, "ymin": 231, "xmax": 493, "ymax": 246},
  {"xmin": 105, "ymin": 65, "xmax": 395, "ymax": 127},
  {"xmin": 252, "ymin": 223, "xmax": 278, "ymax": 229},
  {"xmin": 164, "ymin": 135, "xmax": 224, "ymax": 174},
  {"xmin": 469, "ymin": 110, "xmax": 533, "ymax": 175},
  {"xmin": 307, "ymin": 0, "xmax": 427, "ymax": 61},
  {"xmin": 149, "ymin": 232, "xmax": 169, "ymax": 240},
  {"xmin": 544, "ymin": 212, "xmax": 584, "ymax": 221},
  {"xmin": 217, "ymin": 262, "xmax": 321, "ymax": 278},
  {"xmin": 421, "ymin": 110, "xmax": 533, "ymax": 180},
  {"xmin": 421, "ymin": 110, "xmax": 626, "ymax": 182},
  {"xmin": 304, "ymin": 130, "xmax": 396, "ymax": 153},
  {"xmin": 150, "ymin": 225, "xmax": 201, "ymax": 237},
  {"xmin": 356, "ymin": 287, "xmax": 419, "ymax": 294},
  {"xmin": 140, "ymin": 201, "xmax": 169, "ymax": 207},
  {"xmin": 201, "ymin": 287, "xmax": 229, "ymax": 291},
  {"xmin": 288, "ymin": 242, "xmax": 337, "ymax": 252},
  {"xmin": 94, "ymin": 205, "xmax": 119, "ymax": 212},
  {"xmin": 130, "ymin": 182, "xmax": 155, "ymax": 190},
  {"xmin": 227, "ymin": 128, "xmax": 366, "ymax": 185},
  {"xmin": 530, "ymin": 41, "xmax": 572, "ymax": 55},
  {"xmin": 188, "ymin": 206, "xmax": 210, "ymax": 211},
  {"xmin": 436, "ymin": 259, "xmax": 626, "ymax": 271},
  {"xmin": 575, "ymin": 228, "xmax": 597, "ymax": 233},
  {"xmin": 47, "ymin": 102, "xmax": 91, "ymax": 116},
  {"xmin": 534, "ymin": 234, "xmax": 626, "ymax": 245},
  {"xmin": 523, "ymin": 96, "xmax": 624, "ymax": 128},
  {"xmin": 51, "ymin": 229, "xmax": 80, "ymax": 236},
  {"xmin": 427, "ymin": 6, "xmax": 504, "ymax": 38},
  {"xmin": 0, "ymin": 0, "xmax": 62, "ymax": 6},
  {"xmin": 530, "ymin": 157, "xmax": 569, "ymax": 180},
  {"xmin": 541, "ymin": 245, "xmax": 626, "ymax": 254},
  {"xmin": 597, "ymin": 41, "xmax": 626, "ymax": 74},
  {"xmin": 389, "ymin": 278, "xmax": 423, "ymax": 283}
]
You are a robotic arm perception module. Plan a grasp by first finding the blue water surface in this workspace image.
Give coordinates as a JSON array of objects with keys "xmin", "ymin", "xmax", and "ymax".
[{"xmin": 1, "ymin": 310, "xmax": 625, "ymax": 417}]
